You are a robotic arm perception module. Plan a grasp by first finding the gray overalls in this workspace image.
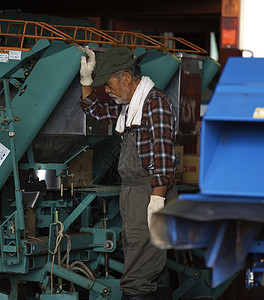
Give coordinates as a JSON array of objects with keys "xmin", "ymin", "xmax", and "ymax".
[{"xmin": 118, "ymin": 128, "xmax": 167, "ymax": 295}]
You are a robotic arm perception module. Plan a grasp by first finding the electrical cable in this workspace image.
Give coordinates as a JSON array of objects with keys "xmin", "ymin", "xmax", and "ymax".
[{"xmin": 47, "ymin": 221, "xmax": 64, "ymax": 295}]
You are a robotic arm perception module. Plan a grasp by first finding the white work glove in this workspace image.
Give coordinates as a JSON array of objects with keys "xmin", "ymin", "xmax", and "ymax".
[
  {"xmin": 80, "ymin": 46, "xmax": 96, "ymax": 86},
  {"xmin": 147, "ymin": 195, "xmax": 165, "ymax": 231}
]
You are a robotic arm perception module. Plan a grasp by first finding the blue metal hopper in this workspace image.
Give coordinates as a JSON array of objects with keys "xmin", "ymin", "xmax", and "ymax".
[
  {"xmin": 200, "ymin": 57, "xmax": 264, "ymax": 197},
  {"xmin": 152, "ymin": 57, "xmax": 264, "ymax": 289}
]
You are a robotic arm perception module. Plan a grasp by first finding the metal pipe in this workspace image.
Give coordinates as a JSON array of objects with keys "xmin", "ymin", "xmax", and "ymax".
[
  {"xmin": 60, "ymin": 179, "xmax": 64, "ymax": 198},
  {"xmin": 55, "ymin": 210, "xmax": 63, "ymax": 291},
  {"xmin": 103, "ymin": 200, "xmax": 109, "ymax": 278},
  {"xmin": 63, "ymin": 192, "xmax": 97, "ymax": 232},
  {"xmin": 70, "ymin": 176, "xmax": 74, "ymax": 197},
  {"xmin": 25, "ymin": 232, "xmax": 94, "ymax": 256},
  {"xmin": 99, "ymin": 256, "xmax": 124, "ymax": 274},
  {"xmin": 3, "ymin": 79, "xmax": 25, "ymax": 231},
  {"xmin": 45, "ymin": 261, "xmax": 110, "ymax": 296}
]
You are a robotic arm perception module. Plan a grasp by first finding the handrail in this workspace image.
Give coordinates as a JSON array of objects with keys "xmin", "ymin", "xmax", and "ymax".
[{"xmin": 0, "ymin": 19, "xmax": 207, "ymax": 54}]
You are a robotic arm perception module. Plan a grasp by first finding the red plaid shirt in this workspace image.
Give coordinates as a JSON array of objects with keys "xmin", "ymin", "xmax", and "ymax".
[{"xmin": 80, "ymin": 87, "xmax": 177, "ymax": 187}]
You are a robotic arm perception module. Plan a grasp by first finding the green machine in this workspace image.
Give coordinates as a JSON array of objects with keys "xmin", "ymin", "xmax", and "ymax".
[
  {"xmin": 0, "ymin": 39, "xmax": 123, "ymax": 300},
  {"xmin": 0, "ymin": 24, "xmax": 221, "ymax": 299}
]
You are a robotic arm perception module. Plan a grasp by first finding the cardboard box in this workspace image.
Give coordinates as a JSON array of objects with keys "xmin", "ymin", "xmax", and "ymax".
[
  {"xmin": 68, "ymin": 150, "xmax": 93, "ymax": 188},
  {"xmin": 175, "ymin": 172, "xmax": 183, "ymax": 184},
  {"xmin": 196, "ymin": 135, "xmax": 200, "ymax": 154},
  {"xmin": 183, "ymin": 154, "xmax": 200, "ymax": 184},
  {"xmin": 174, "ymin": 145, "xmax": 184, "ymax": 173}
]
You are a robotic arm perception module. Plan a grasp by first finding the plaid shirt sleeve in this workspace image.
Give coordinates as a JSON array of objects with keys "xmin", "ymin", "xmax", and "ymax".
[
  {"xmin": 79, "ymin": 89, "xmax": 121, "ymax": 124},
  {"xmin": 138, "ymin": 88, "xmax": 177, "ymax": 187}
]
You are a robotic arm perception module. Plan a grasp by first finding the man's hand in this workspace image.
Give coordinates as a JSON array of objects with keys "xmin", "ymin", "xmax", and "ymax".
[
  {"xmin": 80, "ymin": 46, "xmax": 96, "ymax": 86},
  {"xmin": 147, "ymin": 195, "xmax": 165, "ymax": 231}
]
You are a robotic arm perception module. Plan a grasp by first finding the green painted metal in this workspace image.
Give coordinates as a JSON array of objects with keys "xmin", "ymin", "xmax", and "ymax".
[
  {"xmin": 64, "ymin": 144, "xmax": 90, "ymax": 165},
  {"xmin": 11, "ymin": 268, "xmax": 47, "ymax": 286},
  {"xmin": 168, "ymin": 258, "xmax": 200, "ymax": 278},
  {"xmin": 26, "ymin": 233, "xmax": 95, "ymax": 257},
  {"xmin": 0, "ymin": 39, "xmax": 50, "ymax": 79},
  {"xmin": 0, "ymin": 40, "xmax": 84, "ymax": 189},
  {"xmin": 63, "ymin": 192, "xmax": 97, "ymax": 232},
  {"xmin": 2, "ymin": 79, "xmax": 24, "ymax": 230},
  {"xmin": 168, "ymin": 258, "xmax": 214, "ymax": 300},
  {"xmin": 26, "ymin": 145, "xmax": 35, "ymax": 164},
  {"xmin": 40, "ymin": 291, "xmax": 79, "ymax": 300},
  {"xmin": 0, "ymin": 293, "xmax": 8, "ymax": 300},
  {"xmin": 75, "ymin": 185, "xmax": 120, "ymax": 197},
  {"xmin": 133, "ymin": 46, "xmax": 147, "ymax": 58},
  {"xmin": 201, "ymin": 56, "xmax": 221, "ymax": 93},
  {"xmin": 9, "ymin": 279, "xmax": 19, "ymax": 300},
  {"xmin": 45, "ymin": 261, "xmax": 111, "ymax": 298},
  {"xmin": 139, "ymin": 49, "xmax": 181, "ymax": 89},
  {"xmin": 35, "ymin": 200, "xmax": 71, "ymax": 229},
  {"xmin": 181, "ymin": 269, "xmax": 216, "ymax": 300},
  {"xmin": 80, "ymin": 228, "xmax": 117, "ymax": 253},
  {"xmin": 172, "ymin": 277, "xmax": 200, "ymax": 300},
  {"xmin": 89, "ymin": 278, "xmax": 122, "ymax": 300},
  {"xmin": 99, "ymin": 256, "xmax": 124, "ymax": 274},
  {"xmin": 0, "ymin": 212, "xmax": 22, "ymax": 268},
  {"xmin": 168, "ymin": 257, "xmax": 232, "ymax": 300},
  {"xmin": 214, "ymin": 274, "xmax": 237, "ymax": 299}
]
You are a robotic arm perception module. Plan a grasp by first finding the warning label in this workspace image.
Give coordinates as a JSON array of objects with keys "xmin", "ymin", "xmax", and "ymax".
[
  {"xmin": 253, "ymin": 107, "xmax": 264, "ymax": 119},
  {"xmin": 0, "ymin": 143, "xmax": 10, "ymax": 166},
  {"xmin": 0, "ymin": 50, "xmax": 22, "ymax": 63},
  {"xmin": 0, "ymin": 50, "xmax": 9, "ymax": 63}
]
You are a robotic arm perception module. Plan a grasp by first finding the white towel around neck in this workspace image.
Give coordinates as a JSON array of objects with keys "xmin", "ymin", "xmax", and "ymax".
[{"xmin": 115, "ymin": 76, "xmax": 155, "ymax": 134}]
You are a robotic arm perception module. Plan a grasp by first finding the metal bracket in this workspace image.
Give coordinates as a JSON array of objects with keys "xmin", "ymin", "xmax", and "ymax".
[{"xmin": 0, "ymin": 211, "xmax": 21, "ymax": 266}]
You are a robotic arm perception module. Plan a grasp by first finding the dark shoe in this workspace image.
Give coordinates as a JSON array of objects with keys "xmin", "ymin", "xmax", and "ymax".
[
  {"xmin": 182, "ymin": 298, "xmax": 213, "ymax": 300},
  {"xmin": 121, "ymin": 295, "xmax": 144, "ymax": 300},
  {"xmin": 156, "ymin": 287, "xmax": 173, "ymax": 300},
  {"xmin": 121, "ymin": 292, "xmax": 158, "ymax": 300}
]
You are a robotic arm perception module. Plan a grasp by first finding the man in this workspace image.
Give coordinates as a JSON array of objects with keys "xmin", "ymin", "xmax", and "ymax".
[{"xmin": 79, "ymin": 46, "xmax": 177, "ymax": 300}]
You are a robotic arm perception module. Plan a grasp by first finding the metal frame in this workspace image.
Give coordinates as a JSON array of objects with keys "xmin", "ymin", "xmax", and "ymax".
[{"xmin": 0, "ymin": 19, "xmax": 207, "ymax": 54}]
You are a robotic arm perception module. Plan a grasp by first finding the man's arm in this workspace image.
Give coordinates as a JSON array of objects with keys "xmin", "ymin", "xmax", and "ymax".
[
  {"xmin": 81, "ymin": 85, "xmax": 93, "ymax": 100},
  {"xmin": 146, "ymin": 91, "xmax": 177, "ymax": 193},
  {"xmin": 80, "ymin": 88, "xmax": 121, "ymax": 124},
  {"xmin": 152, "ymin": 185, "xmax": 167, "ymax": 197},
  {"xmin": 146, "ymin": 92, "xmax": 177, "ymax": 231}
]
